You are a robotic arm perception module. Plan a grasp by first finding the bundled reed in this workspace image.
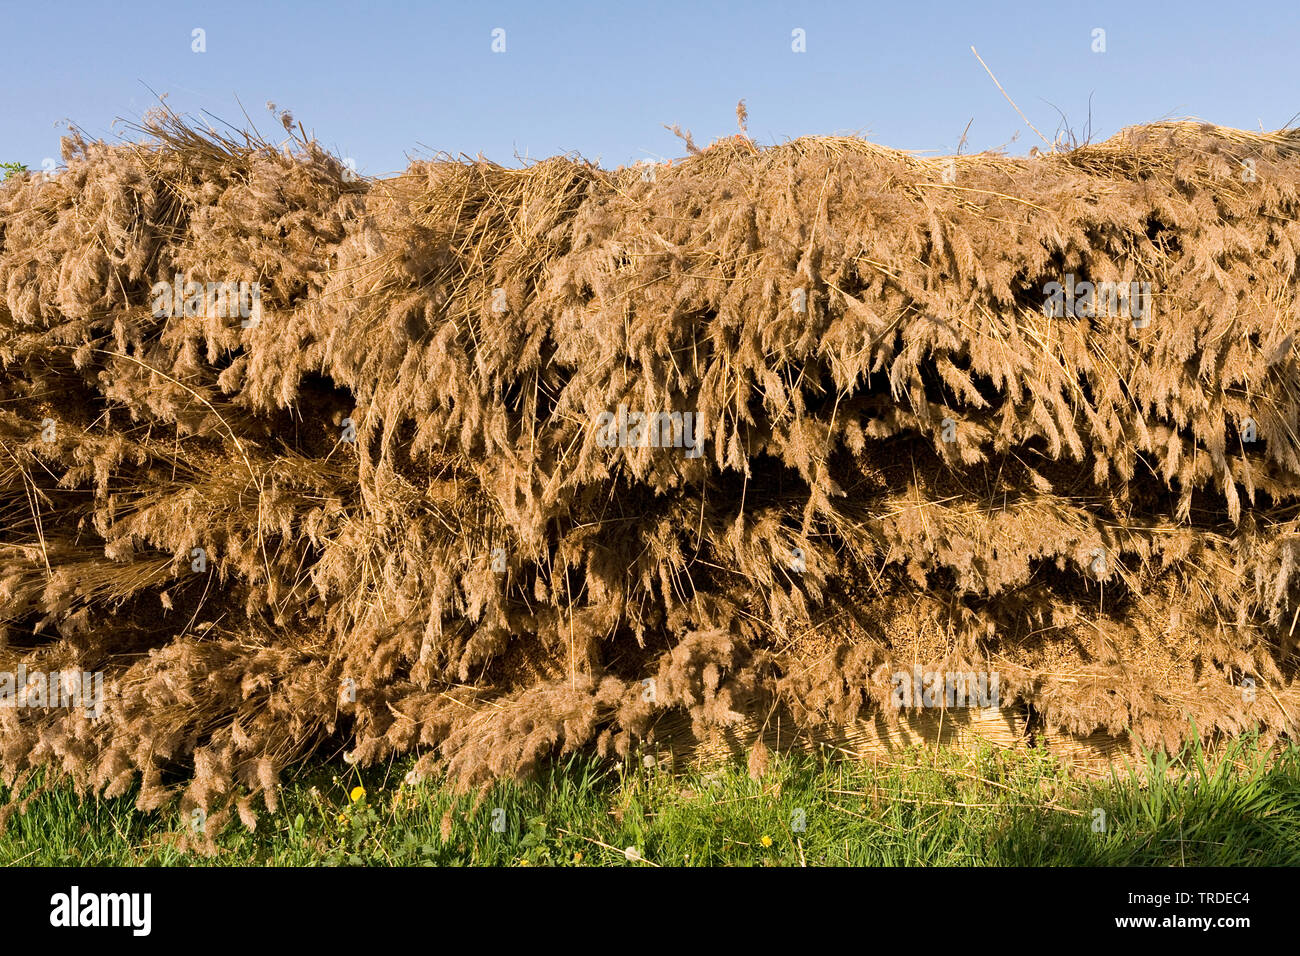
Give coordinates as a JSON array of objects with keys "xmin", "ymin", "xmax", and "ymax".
[{"xmin": 2, "ymin": 107, "xmax": 1298, "ymax": 838}]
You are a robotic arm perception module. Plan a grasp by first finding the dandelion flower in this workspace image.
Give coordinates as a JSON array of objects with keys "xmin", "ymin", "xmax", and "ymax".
[
  {"xmin": 350, "ymin": 785, "xmax": 365, "ymax": 803},
  {"xmin": 760, "ymin": 835, "xmax": 773, "ymax": 847}
]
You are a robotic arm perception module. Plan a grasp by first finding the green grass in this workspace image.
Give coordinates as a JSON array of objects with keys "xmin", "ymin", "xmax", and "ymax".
[{"xmin": 2, "ymin": 736, "xmax": 1298, "ymax": 866}]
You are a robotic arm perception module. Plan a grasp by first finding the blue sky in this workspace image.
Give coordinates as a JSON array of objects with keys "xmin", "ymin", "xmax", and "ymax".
[{"xmin": 2, "ymin": 0, "xmax": 1297, "ymax": 176}]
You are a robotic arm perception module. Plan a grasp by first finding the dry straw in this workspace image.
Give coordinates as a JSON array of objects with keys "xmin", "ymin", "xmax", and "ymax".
[{"xmin": 1, "ymin": 105, "xmax": 1298, "ymax": 836}]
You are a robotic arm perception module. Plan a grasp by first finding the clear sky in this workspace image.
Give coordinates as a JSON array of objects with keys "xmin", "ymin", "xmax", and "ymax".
[{"xmin": 2, "ymin": 0, "xmax": 1297, "ymax": 176}]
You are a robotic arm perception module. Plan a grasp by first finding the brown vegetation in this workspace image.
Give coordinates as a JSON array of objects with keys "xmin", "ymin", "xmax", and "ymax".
[{"xmin": 2, "ymin": 108, "xmax": 1298, "ymax": 835}]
